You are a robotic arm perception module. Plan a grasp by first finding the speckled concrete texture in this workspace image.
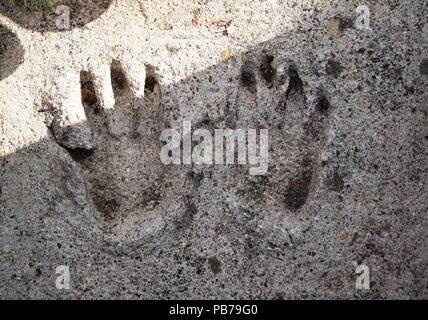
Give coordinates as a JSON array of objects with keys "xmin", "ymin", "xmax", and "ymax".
[{"xmin": 0, "ymin": 0, "xmax": 427, "ymax": 299}]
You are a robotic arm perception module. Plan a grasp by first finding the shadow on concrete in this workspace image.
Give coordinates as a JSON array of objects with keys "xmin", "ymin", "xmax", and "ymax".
[
  {"xmin": 1, "ymin": 2, "xmax": 427, "ymax": 300},
  {"xmin": 0, "ymin": 0, "xmax": 112, "ymax": 32},
  {"xmin": 0, "ymin": 24, "xmax": 24, "ymax": 80}
]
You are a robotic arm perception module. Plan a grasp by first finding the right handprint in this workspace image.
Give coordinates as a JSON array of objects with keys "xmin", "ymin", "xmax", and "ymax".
[{"xmin": 235, "ymin": 52, "xmax": 333, "ymax": 214}]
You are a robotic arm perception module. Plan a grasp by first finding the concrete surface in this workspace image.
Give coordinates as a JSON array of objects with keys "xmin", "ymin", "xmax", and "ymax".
[{"xmin": 0, "ymin": 0, "xmax": 427, "ymax": 299}]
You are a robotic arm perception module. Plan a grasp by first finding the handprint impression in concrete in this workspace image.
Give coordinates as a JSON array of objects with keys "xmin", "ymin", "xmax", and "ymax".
[{"xmin": 48, "ymin": 61, "xmax": 166, "ymax": 222}]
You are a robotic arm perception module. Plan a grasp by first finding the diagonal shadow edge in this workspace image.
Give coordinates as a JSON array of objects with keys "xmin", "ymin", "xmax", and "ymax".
[{"xmin": 0, "ymin": 3, "xmax": 324, "ymax": 256}]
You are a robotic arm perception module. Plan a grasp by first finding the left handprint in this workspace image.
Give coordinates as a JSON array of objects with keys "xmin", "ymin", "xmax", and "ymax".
[{"xmin": 42, "ymin": 59, "xmax": 166, "ymax": 222}]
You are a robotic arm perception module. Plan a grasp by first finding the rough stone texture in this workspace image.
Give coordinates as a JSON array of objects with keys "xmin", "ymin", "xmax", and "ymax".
[{"xmin": 0, "ymin": 0, "xmax": 427, "ymax": 299}]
